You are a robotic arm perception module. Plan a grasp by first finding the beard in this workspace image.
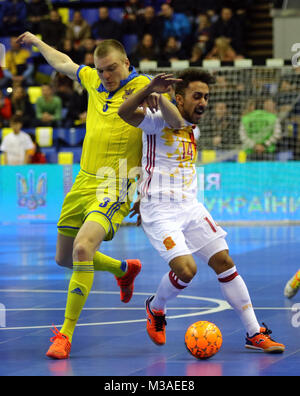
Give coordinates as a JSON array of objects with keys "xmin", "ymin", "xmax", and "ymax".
[{"xmin": 181, "ymin": 105, "xmax": 206, "ymax": 124}]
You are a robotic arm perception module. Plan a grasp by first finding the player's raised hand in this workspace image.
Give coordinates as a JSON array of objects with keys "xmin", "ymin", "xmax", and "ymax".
[
  {"xmin": 149, "ymin": 73, "xmax": 182, "ymax": 94},
  {"xmin": 16, "ymin": 32, "xmax": 40, "ymax": 47}
]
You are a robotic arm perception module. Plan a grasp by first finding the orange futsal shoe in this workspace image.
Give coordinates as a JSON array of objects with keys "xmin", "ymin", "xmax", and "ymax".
[
  {"xmin": 46, "ymin": 326, "xmax": 72, "ymax": 359},
  {"xmin": 145, "ymin": 296, "xmax": 167, "ymax": 346},
  {"xmin": 115, "ymin": 259, "xmax": 142, "ymax": 303},
  {"xmin": 245, "ymin": 323, "xmax": 285, "ymax": 353}
]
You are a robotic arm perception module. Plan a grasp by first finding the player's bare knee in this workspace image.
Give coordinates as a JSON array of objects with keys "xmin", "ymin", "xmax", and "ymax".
[
  {"xmin": 208, "ymin": 250, "xmax": 234, "ymax": 275},
  {"xmin": 55, "ymin": 255, "xmax": 72, "ymax": 269},
  {"xmin": 181, "ymin": 265, "xmax": 197, "ymax": 283},
  {"xmin": 171, "ymin": 257, "xmax": 197, "ymax": 283},
  {"xmin": 73, "ymin": 241, "xmax": 90, "ymax": 261}
]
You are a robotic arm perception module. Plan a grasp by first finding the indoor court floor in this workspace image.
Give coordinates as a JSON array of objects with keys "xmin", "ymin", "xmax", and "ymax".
[{"xmin": 0, "ymin": 223, "xmax": 299, "ymax": 376}]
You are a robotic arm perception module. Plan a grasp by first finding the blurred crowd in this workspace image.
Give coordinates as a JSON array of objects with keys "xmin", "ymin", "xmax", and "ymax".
[
  {"xmin": 0, "ymin": 0, "xmax": 254, "ymax": 68},
  {"xmin": 0, "ymin": 0, "xmax": 254, "ymax": 129},
  {"xmin": 0, "ymin": 0, "xmax": 299, "ymax": 162}
]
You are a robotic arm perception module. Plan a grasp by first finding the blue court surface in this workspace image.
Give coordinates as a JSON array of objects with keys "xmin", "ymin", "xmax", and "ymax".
[{"xmin": 0, "ymin": 223, "xmax": 299, "ymax": 377}]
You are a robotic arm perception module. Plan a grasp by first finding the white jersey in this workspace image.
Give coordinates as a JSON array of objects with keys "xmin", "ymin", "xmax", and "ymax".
[
  {"xmin": 0, "ymin": 131, "xmax": 34, "ymax": 165},
  {"xmin": 138, "ymin": 108, "xmax": 200, "ymax": 203}
]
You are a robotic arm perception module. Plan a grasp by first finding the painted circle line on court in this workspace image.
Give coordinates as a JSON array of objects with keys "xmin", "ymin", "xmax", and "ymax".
[{"xmin": 0, "ymin": 289, "xmax": 230, "ymax": 331}]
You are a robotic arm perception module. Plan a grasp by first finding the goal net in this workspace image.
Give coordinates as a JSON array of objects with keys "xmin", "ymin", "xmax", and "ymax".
[{"xmin": 196, "ymin": 65, "xmax": 300, "ymax": 164}]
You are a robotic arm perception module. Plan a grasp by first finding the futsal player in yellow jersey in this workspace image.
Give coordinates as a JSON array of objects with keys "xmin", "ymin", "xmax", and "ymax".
[{"xmin": 16, "ymin": 32, "xmax": 174, "ymax": 359}]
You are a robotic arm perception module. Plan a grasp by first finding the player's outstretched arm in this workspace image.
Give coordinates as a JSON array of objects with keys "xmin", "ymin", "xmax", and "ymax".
[
  {"xmin": 16, "ymin": 32, "xmax": 79, "ymax": 80},
  {"xmin": 118, "ymin": 73, "xmax": 182, "ymax": 128},
  {"xmin": 157, "ymin": 93, "xmax": 185, "ymax": 129}
]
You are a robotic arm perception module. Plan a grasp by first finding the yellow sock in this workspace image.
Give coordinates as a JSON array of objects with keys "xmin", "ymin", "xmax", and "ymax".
[
  {"xmin": 93, "ymin": 251, "xmax": 127, "ymax": 278},
  {"xmin": 61, "ymin": 261, "xmax": 94, "ymax": 342}
]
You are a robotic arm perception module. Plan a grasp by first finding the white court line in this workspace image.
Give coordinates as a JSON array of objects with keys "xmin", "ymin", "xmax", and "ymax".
[
  {"xmin": 0, "ymin": 290, "xmax": 294, "ymax": 309},
  {"xmin": 0, "ymin": 289, "xmax": 293, "ymax": 332},
  {"xmin": 0, "ymin": 307, "xmax": 230, "ymax": 331},
  {"xmin": 0, "ymin": 289, "xmax": 230, "ymax": 331}
]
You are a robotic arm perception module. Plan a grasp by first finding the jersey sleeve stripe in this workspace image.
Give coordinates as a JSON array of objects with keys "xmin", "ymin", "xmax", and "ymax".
[{"xmin": 76, "ymin": 64, "xmax": 87, "ymax": 85}]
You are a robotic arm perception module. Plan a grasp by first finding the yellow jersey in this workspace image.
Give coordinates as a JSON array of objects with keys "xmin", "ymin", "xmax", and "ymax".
[{"xmin": 77, "ymin": 65, "xmax": 152, "ymax": 178}]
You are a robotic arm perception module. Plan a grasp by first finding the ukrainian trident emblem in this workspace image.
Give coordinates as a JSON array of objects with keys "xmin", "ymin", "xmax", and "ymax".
[{"xmin": 16, "ymin": 169, "xmax": 47, "ymax": 210}]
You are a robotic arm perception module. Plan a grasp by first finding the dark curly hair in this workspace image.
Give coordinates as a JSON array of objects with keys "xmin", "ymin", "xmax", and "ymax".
[{"xmin": 175, "ymin": 69, "xmax": 216, "ymax": 96}]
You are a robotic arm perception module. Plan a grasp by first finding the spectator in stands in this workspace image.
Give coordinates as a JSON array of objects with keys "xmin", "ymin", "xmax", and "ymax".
[
  {"xmin": 239, "ymin": 98, "xmax": 282, "ymax": 160},
  {"xmin": 210, "ymin": 101, "xmax": 240, "ymax": 150},
  {"xmin": 277, "ymin": 67, "xmax": 300, "ymax": 119},
  {"xmin": 136, "ymin": 6, "xmax": 162, "ymax": 44},
  {"xmin": 35, "ymin": 83, "xmax": 62, "ymax": 127},
  {"xmin": 158, "ymin": 3, "xmax": 192, "ymax": 45},
  {"xmin": 52, "ymin": 71, "xmax": 74, "ymax": 110},
  {"xmin": 66, "ymin": 11, "xmax": 91, "ymax": 50},
  {"xmin": 241, "ymin": 97, "xmax": 256, "ymax": 116},
  {"xmin": 82, "ymin": 52, "xmax": 94, "ymax": 69},
  {"xmin": 39, "ymin": 9, "xmax": 66, "ymax": 49},
  {"xmin": 61, "ymin": 39, "xmax": 82, "ymax": 65},
  {"xmin": 0, "ymin": 90, "xmax": 12, "ymax": 128},
  {"xmin": 92, "ymin": 7, "xmax": 122, "ymax": 42},
  {"xmin": 189, "ymin": 44, "xmax": 204, "ymax": 66},
  {"xmin": 205, "ymin": 37, "xmax": 244, "ymax": 62},
  {"xmin": 29, "ymin": 134, "xmax": 47, "ymax": 164},
  {"xmin": 276, "ymin": 67, "xmax": 300, "ymax": 160},
  {"xmin": 77, "ymin": 38, "xmax": 96, "ymax": 64},
  {"xmin": 123, "ymin": 0, "xmax": 144, "ymax": 18},
  {"xmin": 0, "ymin": 0, "xmax": 27, "ymax": 37},
  {"xmin": 131, "ymin": 33, "xmax": 159, "ymax": 66},
  {"xmin": 214, "ymin": 73, "xmax": 231, "ymax": 91},
  {"xmin": 0, "ymin": 115, "xmax": 34, "ymax": 165},
  {"xmin": 26, "ymin": 0, "xmax": 49, "ymax": 35},
  {"xmin": 208, "ymin": 7, "xmax": 245, "ymax": 55},
  {"xmin": 10, "ymin": 85, "xmax": 35, "ymax": 128},
  {"xmin": 1, "ymin": 37, "xmax": 34, "ymax": 88},
  {"xmin": 158, "ymin": 36, "xmax": 186, "ymax": 64},
  {"xmin": 194, "ymin": 0, "xmax": 221, "ymax": 17},
  {"xmin": 122, "ymin": 0, "xmax": 144, "ymax": 35},
  {"xmin": 228, "ymin": 0, "xmax": 254, "ymax": 34},
  {"xmin": 62, "ymin": 52, "xmax": 91, "ymax": 128},
  {"xmin": 193, "ymin": 13, "xmax": 211, "ymax": 55},
  {"xmin": 64, "ymin": 86, "xmax": 88, "ymax": 129}
]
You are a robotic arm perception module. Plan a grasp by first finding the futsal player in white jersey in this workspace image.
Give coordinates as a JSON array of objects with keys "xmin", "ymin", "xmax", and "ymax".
[{"xmin": 118, "ymin": 70, "xmax": 285, "ymax": 353}]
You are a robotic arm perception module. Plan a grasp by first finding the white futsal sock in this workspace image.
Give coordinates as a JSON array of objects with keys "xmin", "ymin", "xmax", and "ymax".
[
  {"xmin": 217, "ymin": 266, "xmax": 260, "ymax": 337},
  {"xmin": 151, "ymin": 271, "xmax": 190, "ymax": 313}
]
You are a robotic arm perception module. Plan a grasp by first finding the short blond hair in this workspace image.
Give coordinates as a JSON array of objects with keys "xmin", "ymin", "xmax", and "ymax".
[{"xmin": 94, "ymin": 39, "xmax": 127, "ymax": 60}]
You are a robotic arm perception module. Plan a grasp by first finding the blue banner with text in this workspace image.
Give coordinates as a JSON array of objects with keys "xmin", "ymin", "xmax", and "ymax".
[{"xmin": 0, "ymin": 162, "xmax": 298, "ymax": 223}]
